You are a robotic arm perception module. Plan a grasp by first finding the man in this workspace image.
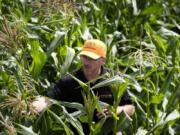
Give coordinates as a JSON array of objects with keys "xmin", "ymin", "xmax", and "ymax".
[{"xmin": 32, "ymin": 39, "xmax": 135, "ymax": 134}]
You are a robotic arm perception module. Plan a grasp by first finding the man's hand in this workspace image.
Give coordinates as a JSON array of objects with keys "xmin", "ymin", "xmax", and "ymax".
[
  {"xmin": 96, "ymin": 108, "xmax": 112, "ymax": 119},
  {"xmin": 31, "ymin": 97, "xmax": 51, "ymax": 113},
  {"xmin": 116, "ymin": 105, "xmax": 135, "ymax": 116},
  {"xmin": 96, "ymin": 104, "xmax": 135, "ymax": 119}
]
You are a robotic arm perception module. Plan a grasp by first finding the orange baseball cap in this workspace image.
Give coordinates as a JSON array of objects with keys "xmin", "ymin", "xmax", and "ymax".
[{"xmin": 79, "ymin": 39, "xmax": 107, "ymax": 59}]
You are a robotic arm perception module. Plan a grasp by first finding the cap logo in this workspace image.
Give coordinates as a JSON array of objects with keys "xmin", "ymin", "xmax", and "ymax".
[{"xmin": 85, "ymin": 42, "xmax": 96, "ymax": 49}]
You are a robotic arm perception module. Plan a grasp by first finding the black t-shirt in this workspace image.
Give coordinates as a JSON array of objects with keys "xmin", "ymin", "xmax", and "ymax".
[
  {"xmin": 47, "ymin": 67, "xmax": 132, "ymax": 134},
  {"xmin": 47, "ymin": 67, "xmax": 132, "ymax": 106}
]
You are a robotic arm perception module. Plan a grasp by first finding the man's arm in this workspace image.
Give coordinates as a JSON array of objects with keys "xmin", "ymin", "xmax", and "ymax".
[
  {"xmin": 31, "ymin": 75, "xmax": 73, "ymax": 113},
  {"xmin": 31, "ymin": 81, "xmax": 63, "ymax": 113}
]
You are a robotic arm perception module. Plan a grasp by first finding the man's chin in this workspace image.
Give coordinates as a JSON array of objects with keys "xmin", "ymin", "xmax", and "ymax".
[
  {"xmin": 84, "ymin": 69, "xmax": 91, "ymax": 73},
  {"xmin": 84, "ymin": 66, "xmax": 91, "ymax": 70},
  {"xmin": 83, "ymin": 68, "xmax": 92, "ymax": 73}
]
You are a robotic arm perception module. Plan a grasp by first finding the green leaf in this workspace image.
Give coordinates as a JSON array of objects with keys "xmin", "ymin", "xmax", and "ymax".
[
  {"xmin": 64, "ymin": 110, "xmax": 84, "ymax": 135},
  {"xmin": 67, "ymin": 73, "xmax": 88, "ymax": 90},
  {"xmin": 60, "ymin": 101, "xmax": 86, "ymax": 113},
  {"xmin": 144, "ymin": 23, "xmax": 168, "ymax": 58},
  {"xmin": 152, "ymin": 34, "xmax": 168, "ymax": 57},
  {"xmin": 135, "ymin": 127, "xmax": 148, "ymax": 135},
  {"xmin": 12, "ymin": 68, "xmax": 24, "ymax": 93},
  {"xmin": 51, "ymin": 52, "xmax": 58, "ymax": 68},
  {"xmin": 149, "ymin": 93, "xmax": 164, "ymax": 104},
  {"xmin": 165, "ymin": 109, "xmax": 180, "ymax": 123},
  {"xmin": 16, "ymin": 124, "xmax": 38, "ymax": 135},
  {"xmin": 132, "ymin": 0, "xmax": 139, "ymax": 15},
  {"xmin": 160, "ymin": 68, "xmax": 176, "ymax": 93},
  {"xmin": 92, "ymin": 75, "xmax": 126, "ymax": 90},
  {"xmin": 141, "ymin": 4, "xmax": 163, "ymax": 15},
  {"xmin": 29, "ymin": 40, "xmax": 47, "ymax": 79},
  {"xmin": 91, "ymin": 117, "xmax": 106, "ymax": 134},
  {"xmin": 149, "ymin": 109, "xmax": 180, "ymax": 133},
  {"xmin": 167, "ymin": 37, "xmax": 180, "ymax": 66},
  {"xmin": 48, "ymin": 110, "xmax": 73, "ymax": 135},
  {"xmin": 60, "ymin": 47, "xmax": 75, "ymax": 76},
  {"xmin": 157, "ymin": 27, "xmax": 179, "ymax": 37},
  {"xmin": 47, "ymin": 34, "xmax": 65, "ymax": 56},
  {"xmin": 117, "ymin": 82, "xmax": 128, "ymax": 101},
  {"xmin": 129, "ymin": 79, "xmax": 142, "ymax": 92},
  {"xmin": 34, "ymin": 111, "xmax": 51, "ymax": 135}
]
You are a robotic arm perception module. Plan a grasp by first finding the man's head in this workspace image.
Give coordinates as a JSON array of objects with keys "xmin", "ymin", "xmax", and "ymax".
[
  {"xmin": 79, "ymin": 39, "xmax": 107, "ymax": 60},
  {"xmin": 80, "ymin": 39, "xmax": 107, "ymax": 80}
]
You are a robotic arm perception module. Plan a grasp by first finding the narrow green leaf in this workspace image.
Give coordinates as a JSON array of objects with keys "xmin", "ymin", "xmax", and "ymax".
[
  {"xmin": 157, "ymin": 27, "xmax": 179, "ymax": 37},
  {"xmin": 132, "ymin": 0, "xmax": 139, "ymax": 15},
  {"xmin": 144, "ymin": 23, "xmax": 168, "ymax": 58},
  {"xmin": 141, "ymin": 4, "xmax": 163, "ymax": 15},
  {"xmin": 48, "ymin": 110, "xmax": 73, "ymax": 135},
  {"xmin": 60, "ymin": 101, "xmax": 86, "ymax": 113},
  {"xmin": 91, "ymin": 117, "xmax": 106, "ymax": 134},
  {"xmin": 12, "ymin": 68, "xmax": 24, "ymax": 93},
  {"xmin": 51, "ymin": 52, "xmax": 58, "ymax": 68},
  {"xmin": 47, "ymin": 34, "xmax": 65, "ymax": 56},
  {"xmin": 165, "ymin": 109, "xmax": 180, "ymax": 122},
  {"xmin": 92, "ymin": 75, "xmax": 125, "ymax": 90},
  {"xmin": 16, "ymin": 124, "xmax": 38, "ymax": 135},
  {"xmin": 135, "ymin": 127, "xmax": 148, "ymax": 135},
  {"xmin": 67, "ymin": 73, "xmax": 88, "ymax": 90},
  {"xmin": 60, "ymin": 47, "xmax": 75, "ymax": 76},
  {"xmin": 149, "ymin": 93, "xmax": 164, "ymax": 104},
  {"xmin": 60, "ymin": 105, "xmax": 84, "ymax": 135},
  {"xmin": 29, "ymin": 40, "xmax": 47, "ymax": 79}
]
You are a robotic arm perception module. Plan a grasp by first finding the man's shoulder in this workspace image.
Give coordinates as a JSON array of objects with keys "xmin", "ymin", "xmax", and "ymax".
[{"xmin": 60, "ymin": 68, "xmax": 82, "ymax": 82}]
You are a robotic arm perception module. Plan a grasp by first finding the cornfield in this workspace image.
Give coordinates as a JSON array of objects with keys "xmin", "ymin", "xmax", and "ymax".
[{"xmin": 0, "ymin": 0, "xmax": 179, "ymax": 135}]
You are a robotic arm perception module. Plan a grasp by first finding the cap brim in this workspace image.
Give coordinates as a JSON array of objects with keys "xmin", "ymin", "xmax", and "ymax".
[{"xmin": 79, "ymin": 51, "xmax": 100, "ymax": 59}]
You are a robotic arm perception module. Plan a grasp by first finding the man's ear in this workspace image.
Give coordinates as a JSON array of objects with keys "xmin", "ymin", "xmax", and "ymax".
[{"xmin": 101, "ymin": 58, "xmax": 106, "ymax": 65}]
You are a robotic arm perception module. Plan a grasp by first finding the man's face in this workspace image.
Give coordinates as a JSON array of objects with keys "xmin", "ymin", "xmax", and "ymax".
[{"xmin": 80, "ymin": 55, "xmax": 105, "ymax": 75}]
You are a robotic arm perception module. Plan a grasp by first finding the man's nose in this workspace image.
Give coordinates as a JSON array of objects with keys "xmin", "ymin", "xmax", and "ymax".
[{"xmin": 83, "ymin": 59, "xmax": 90, "ymax": 65}]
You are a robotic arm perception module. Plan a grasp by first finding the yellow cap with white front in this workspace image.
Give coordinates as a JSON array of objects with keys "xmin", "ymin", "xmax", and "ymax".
[{"xmin": 79, "ymin": 39, "xmax": 107, "ymax": 59}]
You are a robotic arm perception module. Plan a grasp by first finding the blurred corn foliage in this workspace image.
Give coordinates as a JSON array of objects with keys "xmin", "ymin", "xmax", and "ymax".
[{"xmin": 0, "ymin": 0, "xmax": 179, "ymax": 134}]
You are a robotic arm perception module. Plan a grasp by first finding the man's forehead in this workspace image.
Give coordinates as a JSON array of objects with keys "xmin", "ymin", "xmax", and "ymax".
[{"xmin": 81, "ymin": 55, "xmax": 100, "ymax": 60}]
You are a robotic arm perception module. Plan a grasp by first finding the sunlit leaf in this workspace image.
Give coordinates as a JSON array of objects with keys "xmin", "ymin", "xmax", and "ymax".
[
  {"xmin": 47, "ymin": 34, "xmax": 65, "ymax": 56},
  {"xmin": 92, "ymin": 75, "xmax": 125, "ymax": 90},
  {"xmin": 141, "ymin": 4, "xmax": 163, "ymax": 15},
  {"xmin": 135, "ymin": 127, "xmax": 148, "ymax": 135},
  {"xmin": 157, "ymin": 27, "xmax": 179, "ymax": 37},
  {"xmin": 149, "ymin": 93, "xmax": 164, "ymax": 104},
  {"xmin": 48, "ymin": 110, "xmax": 73, "ymax": 135},
  {"xmin": 16, "ymin": 124, "xmax": 38, "ymax": 135},
  {"xmin": 165, "ymin": 109, "xmax": 180, "ymax": 122},
  {"xmin": 60, "ymin": 47, "xmax": 75, "ymax": 76},
  {"xmin": 29, "ymin": 40, "xmax": 47, "ymax": 79}
]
